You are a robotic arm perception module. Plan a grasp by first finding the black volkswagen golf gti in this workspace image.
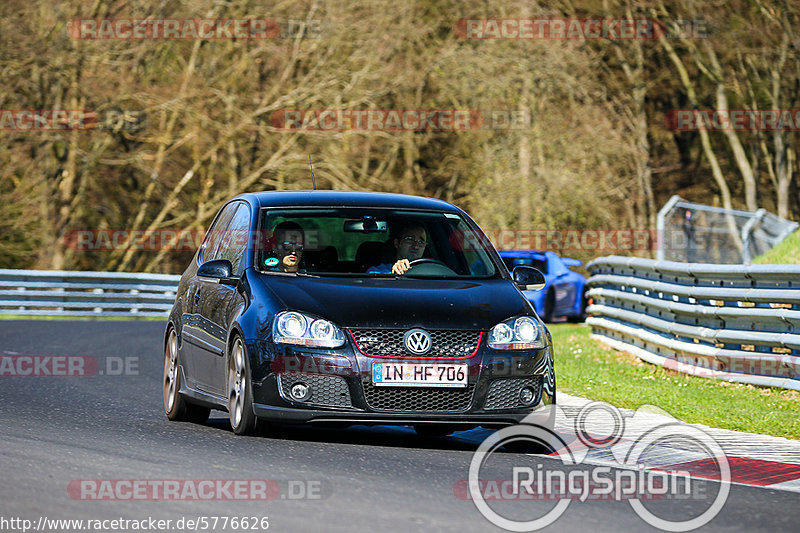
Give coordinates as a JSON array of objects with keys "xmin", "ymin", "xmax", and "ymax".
[{"xmin": 163, "ymin": 191, "xmax": 555, "ymax": 436}]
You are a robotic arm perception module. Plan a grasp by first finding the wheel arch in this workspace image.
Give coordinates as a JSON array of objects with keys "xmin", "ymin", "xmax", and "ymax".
[{"xmin": 164, "ymin": 319, "xmax": 178, "ymax": 352}]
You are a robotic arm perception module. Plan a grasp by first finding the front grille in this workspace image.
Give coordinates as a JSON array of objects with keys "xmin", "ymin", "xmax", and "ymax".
[
  {"xmin": 362, "ymin": 382, "xmax": 475, "ymax": 412},
  {"xmin": 350, "ymin": 329, "xmax": 481, "ymax": 358},
  {"xmin": 278, "ymin": 373, "xmax": 352, "ymax": 408},
  {"xmin": 484, "ymin": 376, "xmax": 543, "ymax": 410}
]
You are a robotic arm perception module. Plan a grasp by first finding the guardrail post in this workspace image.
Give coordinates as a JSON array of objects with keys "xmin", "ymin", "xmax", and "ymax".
[
  {"xmin": 656, "ymin": 195, "xmax": 681, "ymax": 262},
  {"xmin": 740, "ymin": 209, "xmax": 766, "ymax": 264}
]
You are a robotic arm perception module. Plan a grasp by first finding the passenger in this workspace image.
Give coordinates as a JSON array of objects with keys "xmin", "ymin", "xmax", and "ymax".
[
  {"xmin": 269, "ymin": 221, "xmax": 304, "ymax": 272},
  {"xmin": 368, "ymin": 223, "xmax": 427, "ymax": 275}
]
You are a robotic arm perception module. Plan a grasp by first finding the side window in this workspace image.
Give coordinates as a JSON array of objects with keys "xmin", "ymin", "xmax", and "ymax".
[
  {"xmin": 218, "ymin": 203, "xmax": 251, "ymax": 275},
  {"xmin": 200, "ymin": 202, "xmax": 239, "ymax": 263}
]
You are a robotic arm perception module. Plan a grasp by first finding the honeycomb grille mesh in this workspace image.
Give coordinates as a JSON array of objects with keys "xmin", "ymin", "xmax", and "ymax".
[
  {"xmin": 362, "ymin": 382, "xmax": 475, "ymax": 412},
  {"xmin": 350, "ymin": 329, "xmax": 480, "ymax": 358},
  {"xmin": 278, "ymin": 373, "xmax": 352, "ymax": 408},
  {"xmin": 484, "ymin": 376, "xmax": 543, "ymax": 410}
]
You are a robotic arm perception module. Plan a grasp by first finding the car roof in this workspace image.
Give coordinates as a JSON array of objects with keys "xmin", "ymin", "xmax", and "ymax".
[{"xmin": 235, "ymin": 190, "xmax": 462, "ymax": 212}]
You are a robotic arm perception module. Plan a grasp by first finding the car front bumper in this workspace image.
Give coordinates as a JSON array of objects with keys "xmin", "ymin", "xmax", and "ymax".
[
  {"xmin": 246, "ymin": 338, "xmax": 555, "ymax": 427},
  {"xmin": 252, "ymin": 401, "xmax": 551, "ymax": 427}
]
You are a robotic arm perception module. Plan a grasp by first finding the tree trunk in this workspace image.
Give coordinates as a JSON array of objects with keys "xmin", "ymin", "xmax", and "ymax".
[{"xmin": 658, "ymin": 32, "xmax": 743, "ymax": 253}]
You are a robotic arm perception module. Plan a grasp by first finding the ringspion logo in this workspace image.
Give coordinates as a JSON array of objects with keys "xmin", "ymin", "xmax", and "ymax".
[{"xmin": 465, "ymin": 402, "xmax": 730, "ymax": 531}]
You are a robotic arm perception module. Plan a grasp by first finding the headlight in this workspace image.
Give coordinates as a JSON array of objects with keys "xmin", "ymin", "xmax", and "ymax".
[
  {"xmin": 273, "ymin": 311, "xmax": 346, "ymax": 348},
  {"xmin": 488, "ymin": 316, "xmax": 545, "ymax": 349}
]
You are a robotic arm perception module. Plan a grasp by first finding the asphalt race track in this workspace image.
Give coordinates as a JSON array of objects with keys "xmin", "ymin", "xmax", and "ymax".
[{"xmin": 1, "ymin": 320, "xmax": 798, "ymax": 532}]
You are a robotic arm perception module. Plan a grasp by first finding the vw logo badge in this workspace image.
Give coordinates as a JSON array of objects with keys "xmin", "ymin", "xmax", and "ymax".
[{"xmin": 403, "ymin": 328, "xmax": 432, "ymax": 355}]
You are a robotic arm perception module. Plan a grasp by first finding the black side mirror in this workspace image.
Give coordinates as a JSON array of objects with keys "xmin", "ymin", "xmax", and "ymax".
[
  {"xmin": 512, "ymin": 266, "xmax": 545, "ymax": 291},
  {"xmin": 197, "ymin": 259, "xmax": 238, "ymax": 286}
]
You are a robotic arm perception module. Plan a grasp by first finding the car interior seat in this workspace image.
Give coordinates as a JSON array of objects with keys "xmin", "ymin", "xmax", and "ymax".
[
  {"xmin": 303, "ymin": 245, "xmax": 339, "ymax": 272},
  {"xmin": 355, "ymin": 240, "xmax": 395, "ymax": 272}
]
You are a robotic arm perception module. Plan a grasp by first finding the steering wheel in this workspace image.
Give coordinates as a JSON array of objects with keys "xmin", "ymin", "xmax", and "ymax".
[
  {"xmin": 405, "ymin": 258, "xmax": 456, "ymax": 276},
  {"xmin": 408, "ymin": 258, "xmax": 449, "ymax": 268}
]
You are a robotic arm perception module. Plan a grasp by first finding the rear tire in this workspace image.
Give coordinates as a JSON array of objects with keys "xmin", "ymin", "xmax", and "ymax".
[
  {"xmin": 228, "ymin": 336, "xmax": 257, "ymax": 435},
  {"xmin": 163, "ymin": 328, "xmax": 210, "ymax": 424}
]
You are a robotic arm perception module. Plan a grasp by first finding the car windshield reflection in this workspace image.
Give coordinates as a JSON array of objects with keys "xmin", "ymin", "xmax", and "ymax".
[{"xmin": 256, "ymin": 208, "xmax": 500, "ymax": 279}]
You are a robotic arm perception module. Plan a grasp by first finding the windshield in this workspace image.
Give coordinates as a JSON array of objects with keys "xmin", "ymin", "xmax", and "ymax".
[{"xmin": 256, "ymin": 207, "xmax": 500, "ymax": 279}]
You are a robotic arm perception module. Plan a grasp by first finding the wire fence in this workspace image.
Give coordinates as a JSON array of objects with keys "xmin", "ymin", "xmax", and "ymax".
[{"xmin": 657, "ymin": 195, "xmax": 798, "ymax": 264}]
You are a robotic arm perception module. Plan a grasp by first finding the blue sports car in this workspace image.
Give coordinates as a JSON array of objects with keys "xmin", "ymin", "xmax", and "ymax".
[{"xmin": 499, "ymin": 250, "xmax": 587, "ymax": 323}]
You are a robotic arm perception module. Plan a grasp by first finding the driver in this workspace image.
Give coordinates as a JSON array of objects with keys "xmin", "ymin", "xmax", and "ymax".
[
  {"xmin": 368, "ymin": 223, "xmax": 427, "ymax": 275},
  {"xmin": 268, "ymin": 221, "xmax": 304, "ymax": 272}
]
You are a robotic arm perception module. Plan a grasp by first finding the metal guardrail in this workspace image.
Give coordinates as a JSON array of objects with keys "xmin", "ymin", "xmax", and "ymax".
[
  {"xmin": 0, "ymin": 269, "xmax": 180, "ymax": 318},
  {"xmin": 586, "ymin": 256, "xmax": 800, "ymax": 391}
]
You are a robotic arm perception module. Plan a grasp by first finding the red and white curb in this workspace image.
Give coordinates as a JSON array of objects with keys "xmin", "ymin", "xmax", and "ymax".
[{"xmin": 551, "ymin": 393, "xmax": 800, "ymax": 493}]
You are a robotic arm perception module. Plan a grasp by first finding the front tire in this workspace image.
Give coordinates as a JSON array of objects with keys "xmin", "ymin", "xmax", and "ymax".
[
  {"xmin": 163, "ymin": 328, "xmax": 210, "ymax": 423},
  {"xmin": 567, "ymin": 288, "xmax": 588, "ymax": 323},
  {"xmin": 503, "ymin": 408, "xmax": 558, "ymax": 454},
  {"xmin": 227, "ymin": 336, "xmax": 257, "ymax": 435}
]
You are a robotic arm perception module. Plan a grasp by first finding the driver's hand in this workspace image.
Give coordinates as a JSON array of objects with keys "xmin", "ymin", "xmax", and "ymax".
[{"xmin": 392, "ymin": 259, "xmax": 411, "ymax": 275}]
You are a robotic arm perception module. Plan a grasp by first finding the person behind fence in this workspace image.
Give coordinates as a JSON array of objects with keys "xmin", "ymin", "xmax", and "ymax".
[
  {"xmin": 367, "ymin": 223, "xmax": 427, "ymax": 275},
  {"xmin": 267, "ymin": 221, "xmax": 304, "ymax": 272}
]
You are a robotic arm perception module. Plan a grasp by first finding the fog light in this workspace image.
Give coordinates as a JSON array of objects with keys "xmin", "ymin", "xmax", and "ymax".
[
  {"xmin": 519, "ymin": 387, "xmax": 535, "ymax": 405},
  {"xmin": 290, "ymin": 382, "xmax": 310, "ymax": 401}
]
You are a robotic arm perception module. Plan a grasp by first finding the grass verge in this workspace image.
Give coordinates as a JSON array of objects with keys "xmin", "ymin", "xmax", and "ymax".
[
  {"xmin": 550, "ymin": 323, "xmax": 800, "ymax": 439},
  {"xmin": 753, "ymin": 229, "xmax": 800, "ymax": 264}
]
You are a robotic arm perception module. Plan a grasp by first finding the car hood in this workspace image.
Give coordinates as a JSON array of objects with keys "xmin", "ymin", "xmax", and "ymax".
[{"xmin": 256, "ymin": 275, "xmax": 533, "ymax": 330}]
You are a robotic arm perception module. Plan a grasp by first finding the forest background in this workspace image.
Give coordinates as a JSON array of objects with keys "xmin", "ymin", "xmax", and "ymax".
[{"xmin": 1, "ymin": 0, "xmax": 797, "ymax": 273}]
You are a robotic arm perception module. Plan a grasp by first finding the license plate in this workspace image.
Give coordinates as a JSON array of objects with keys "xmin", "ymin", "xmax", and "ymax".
[{"xmin": 372, "ymin": 362, "xmax": 467, "ymax": 388}]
